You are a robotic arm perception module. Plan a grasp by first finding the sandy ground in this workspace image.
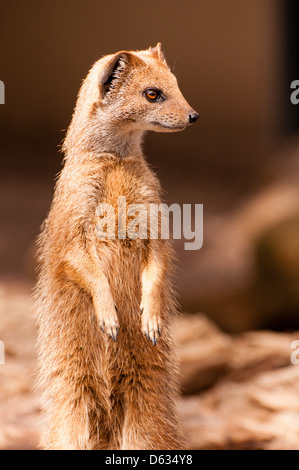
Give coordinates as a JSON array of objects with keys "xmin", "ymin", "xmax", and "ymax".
[
  {"xmin": 0, "ymin": 281, "xmax": 41, "ymax": 450},
  {"xmin": 1, "ymin": 280, "xmax": 299, "ymax": 450}
]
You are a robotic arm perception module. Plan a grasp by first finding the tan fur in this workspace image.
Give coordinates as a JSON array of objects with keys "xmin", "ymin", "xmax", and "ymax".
[{"xmin": 35, "ymin": 44, "xmax": 198, "ymax": 450}]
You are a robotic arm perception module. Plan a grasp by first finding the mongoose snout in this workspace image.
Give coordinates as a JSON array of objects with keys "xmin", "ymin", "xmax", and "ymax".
[{"xmin": 189, "ymin": 112, "xmax": 200, "ymax": 123}]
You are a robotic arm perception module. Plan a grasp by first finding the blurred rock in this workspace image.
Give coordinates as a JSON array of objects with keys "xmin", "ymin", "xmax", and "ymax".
[
  {"xmin": 228, "ymin": 330, "xmax": 299, "ymax": 381},
  {"xmin": 175, "ymin": 314, "xmax": 232, "ymax": 394},
  {"xmin": 181, "ymin": 366, "xmax": 299, "ymax": 450},
  {"xmin": 176, "ymin": 313, "xmax": 299, "ymax": 392},
  {"xmin": 177, "ymin": 313, "xmax": 299, "ymax": 449},
  {"xmin": 255, "ymin": 216, "xmax": 299, "ymax": 329}
]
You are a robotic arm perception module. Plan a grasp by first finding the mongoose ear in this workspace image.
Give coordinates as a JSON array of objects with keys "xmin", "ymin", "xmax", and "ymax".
[
  {"xmin": 148, "ymin": 42, "xmax": 164, "ymax": 61},
  {"xmin": 98, "ymin": 52, "xmax": 132, "ymax": 99}
]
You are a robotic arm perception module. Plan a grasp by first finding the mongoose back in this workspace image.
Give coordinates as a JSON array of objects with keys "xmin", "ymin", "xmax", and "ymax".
[{"xmin": 35, "ymin": 43, "xmax": 199, "ymax": 450}]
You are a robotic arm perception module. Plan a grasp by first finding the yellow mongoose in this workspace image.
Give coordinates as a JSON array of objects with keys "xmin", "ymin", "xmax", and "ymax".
[{"xmin": 35, "ymin": 43, "xmax": 199, "ymax": 450}]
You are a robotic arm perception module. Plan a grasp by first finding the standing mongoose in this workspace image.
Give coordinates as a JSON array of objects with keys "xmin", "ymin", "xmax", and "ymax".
[{"xmin": 35, "ymin": 43, "xmax": 199, "ymax": 450}]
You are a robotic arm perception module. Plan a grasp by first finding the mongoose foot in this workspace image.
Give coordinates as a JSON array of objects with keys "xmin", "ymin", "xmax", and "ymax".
[
  {"xmin": 98, "ymin": 305, "xmax": 120, "ymax": 341},
  {"xmin": 140, "ymin": 304, "xmax": 162, "ymax": 346}
]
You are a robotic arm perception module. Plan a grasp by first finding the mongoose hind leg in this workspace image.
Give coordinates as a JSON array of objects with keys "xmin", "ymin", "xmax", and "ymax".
[
  {"xmin": 37, "ymin": 282, "xmax": 114, "ymax": 450},
  {"xmin": 42, "ymin": 400, "xmax": 111, "ymax": 450},
  {"xmin": 121, "ymin": 379, "xmax": 185, "ymax": 450}
]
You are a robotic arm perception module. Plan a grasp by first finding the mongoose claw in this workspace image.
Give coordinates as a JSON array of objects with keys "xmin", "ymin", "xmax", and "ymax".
[
  {"xmin": 99, "ymin": 322, "xmax": 119, "ymax": 340},
  {"xmin": 114, "ymin": 326, "xmax": 120, "ymax": 340},
  {"xmin": 107, "ymin": 325, "xmax": 119, "ymax": 342},
  {"xmin": 140, "ymin": 302, "xmax": 161, "ymax": 345},
  {"xmin": 97, "ymin": 301, "xmax": 119, "ymax": 341},
  {"xmin": 142, "ymin": 320, "xmax": 161, "ymax": 346},
  {"xmin": 98, "ymin": 311, "xmax": 119, "ymax": 341},
  {"xmin": 143, "ymin": 329, "xmax": 158, "ymax": 346}
]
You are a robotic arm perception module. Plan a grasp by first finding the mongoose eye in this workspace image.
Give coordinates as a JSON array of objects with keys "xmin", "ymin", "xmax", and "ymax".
[{"xmin": 144, "ymin": 88, "xmax": 163, "ymax": 102}]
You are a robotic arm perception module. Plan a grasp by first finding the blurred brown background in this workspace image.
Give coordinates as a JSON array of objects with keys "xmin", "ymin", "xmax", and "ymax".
[{"xmin": 1, "ymin": 0, "xmax": 299, "ymax": 333}]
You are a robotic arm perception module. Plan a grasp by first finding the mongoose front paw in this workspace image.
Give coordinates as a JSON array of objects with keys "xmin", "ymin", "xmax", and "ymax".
[
  {"xmin": 140, "ymin": 305, "xmax": 162, "ymax": 346},
  {"xmin": 99, "ymin": 305, "xmax": 120, "ymax": 341}
]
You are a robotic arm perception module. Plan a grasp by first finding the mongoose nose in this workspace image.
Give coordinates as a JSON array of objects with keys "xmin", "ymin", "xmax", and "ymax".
[{"xmin": 189, "ymin": 112, "xmax": 199, "ymax": 124}]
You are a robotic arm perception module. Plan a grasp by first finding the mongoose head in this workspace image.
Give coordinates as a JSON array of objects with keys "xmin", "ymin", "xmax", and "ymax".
[
  {"xmin": 83, "ymin": 43, "xmax": 199, "ymax": 134},
  {"xmin": 64, "ymin": 44, "xmax": 199, "ymax": 155}
]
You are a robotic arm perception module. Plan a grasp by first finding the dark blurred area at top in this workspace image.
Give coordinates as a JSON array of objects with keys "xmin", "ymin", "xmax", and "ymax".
[
  {"xmin": 284, "ymin": 0, "xmax": 299, "ymax": 133},
  {"xmin": 0, "ymin": 0, "xmax": 299, "ymax": 333}
]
